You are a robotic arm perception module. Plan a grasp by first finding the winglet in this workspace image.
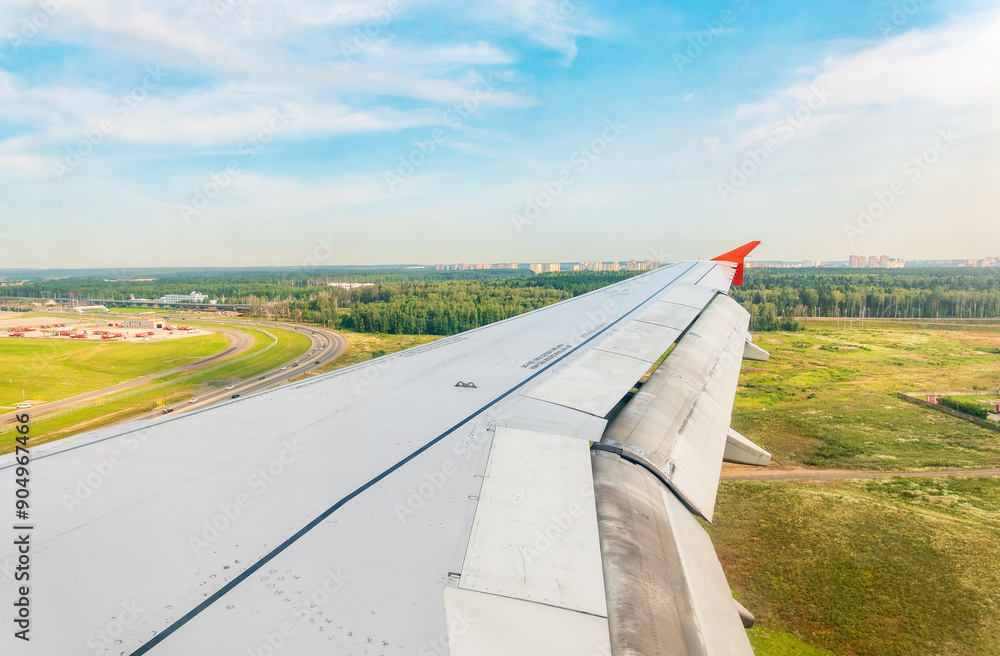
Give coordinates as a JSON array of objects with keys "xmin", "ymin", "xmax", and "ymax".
[{"xmin": 710, "ymin": 241, "xmax": 760, "ymax": 286}]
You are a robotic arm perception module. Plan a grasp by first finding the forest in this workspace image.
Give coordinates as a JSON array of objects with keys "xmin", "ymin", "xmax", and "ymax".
[
  {"xmin": 733, "ymin": 268, "xmax": 1000, "ymax": 331},
  {"xmin": 4, "ymin": 267, "xmax": 999, "ymax": 335}
]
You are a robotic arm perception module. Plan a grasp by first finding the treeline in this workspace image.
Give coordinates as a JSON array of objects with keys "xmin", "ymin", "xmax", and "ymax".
[
  {"xmin": 734, "ymin": 268, "xmax": 1000, "ymax": 331},
  {"xmin": 8, "ymin": 266, "xmax": 1000, "ymax": 335},
  {"xmin": 5, "ymin": 268, "xmax": 531, "ymax": 304},
  {"xmin": 295, "ymin": 272, "xmax": 640, "ymax": 334}
]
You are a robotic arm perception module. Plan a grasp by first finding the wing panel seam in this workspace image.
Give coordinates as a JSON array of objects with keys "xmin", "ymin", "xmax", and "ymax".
[{"xmin": 122, "ymin": 261, "xmax": 700, "ymax": 656}]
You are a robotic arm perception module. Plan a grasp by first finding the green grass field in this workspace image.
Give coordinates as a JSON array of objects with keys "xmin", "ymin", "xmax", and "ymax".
[
  {"xmin": 157, "ymin": 324, "xmax": 312, "ymax": 384},
  {"xmin": 723, "ymin": 320, "xmax": 1000, "ymax": 655},
  {"xmin": 0, "ymin": 323, "xmax": 313, "ymax": 453},
  {"xmin": 295, "ymin": 331, "xmax": 441, "ymax": 379},
  {"xmin": 713, "ymin": 477, "xmax": 1000, "ymax": 656},
  {"xmin": 0, "ymin": 333, "xmax": 229, "ymax": 407},
  {"xmin": 187, "ymin": 324, "xmax": 312, "ymax": 382},
  {"xmin": 734, "ymin": 321, "xmax": 1000, "ymax": 470}
]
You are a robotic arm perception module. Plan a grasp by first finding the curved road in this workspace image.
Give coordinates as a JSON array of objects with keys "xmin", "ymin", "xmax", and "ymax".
[
  {"xmin": 3, "ymin": 319, "xmax": 346, "ymax": 428},
  {"xmin": 0, "ymin": 325, "xmax": 256, "ymax": 425},
  {"xmin": 140, "ymin": 320, "xmax": 347, "ymax": 418}
]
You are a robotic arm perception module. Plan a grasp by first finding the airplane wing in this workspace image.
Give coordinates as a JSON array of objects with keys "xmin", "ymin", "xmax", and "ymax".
[{"xmin": 0, "ymin": 243, "xmax": 770, "ymax": 656}]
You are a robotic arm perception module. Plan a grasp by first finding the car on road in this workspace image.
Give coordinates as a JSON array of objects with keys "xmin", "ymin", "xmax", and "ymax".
[
  {"xmin": 162, "ymin": 408, "xmax": 174, "ymax": 414},
  {"xmin": 231, "ymin": 394, "xmax": 240, "ymax": 399},
  {"xmin": 188, "ymin": 398, "xmax": 198, "ymax": 403},
  {"xmin": 315, "ymin": 360, "xmax": 320, "ymax": 364},
  {"xmin": 281, "ymin": 366, "xmax": 287, "ymax": 370},
  {"xmin": 16, "ymin": 402, "xmax": 31, "ymax": 409},
  {"xmin": 259, "ymin": 376, "xmax": 266, "ymax": 380},
  {"xmin": 226, "ymin": 385, "xmax": 235, "ymax": 390}
]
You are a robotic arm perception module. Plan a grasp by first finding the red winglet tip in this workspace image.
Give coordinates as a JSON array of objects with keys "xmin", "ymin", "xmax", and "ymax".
[{"xmin": 710, "ymin": 241, "xmax": 760, "ymax": 286}]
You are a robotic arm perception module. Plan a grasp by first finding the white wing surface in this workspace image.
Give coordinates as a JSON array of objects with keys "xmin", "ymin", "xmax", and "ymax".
[{"xmin": 0, "ymin": 245, "xmax": 767, "ymax": 656}]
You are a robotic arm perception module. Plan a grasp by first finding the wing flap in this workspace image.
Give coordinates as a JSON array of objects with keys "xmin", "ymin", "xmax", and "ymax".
[
  {"xmin": 458, "ymin": 427, "xmax": 607, "ymax": 616},
  {"xmin": 594, "ymin": 320, "xmax": 682, "ymax": 363},
  {"xmin": 592, "ymin": 451, "xmax": 753, "ymax": 656},
  {"xmin": 599, "ymin": 294, "xmax": 751, "ymax": 521},
  {"xmin": 527, "ymin": 349, "xmax": 653, "ymax": 417},
  {"xmin": 660, "ymin": 282, "xmax": 719, "ymax": 309},
  {"xmin": 635, "ymin": 300, "xmax": 703, "ymax": 331},
  {"xmin": 444, "ymin": 587, "xmax": 611, "ymax": 656}
]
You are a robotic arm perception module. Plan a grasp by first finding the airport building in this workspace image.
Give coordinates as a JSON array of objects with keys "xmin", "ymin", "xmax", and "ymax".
[
  {"xmin": 122, "ymin": 319, "xmax": 160, "ymax": 329},
  {"xmin": 156, "ymin": 291, "xmax": 208, "ymax": 303}
]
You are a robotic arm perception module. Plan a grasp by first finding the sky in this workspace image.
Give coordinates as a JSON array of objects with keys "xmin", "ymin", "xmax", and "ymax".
[{"xmin": 0, "ymin": 0, "xmax": 997, "ymax": 268}]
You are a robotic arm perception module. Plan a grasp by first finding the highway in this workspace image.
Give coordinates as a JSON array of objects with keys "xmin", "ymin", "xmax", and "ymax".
[
  {"xmin": 1, "ymin": 318, "xmax": 347, "ymax": 430},
  {"xmin": 135, "ymin": 319, "xmax": 347, "ymax": 418}
]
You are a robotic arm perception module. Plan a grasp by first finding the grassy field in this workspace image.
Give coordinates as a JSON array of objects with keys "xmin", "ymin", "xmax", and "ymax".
[
  {"xmin": 295, "ymin": 331, "xmax": 441, "ymax": 379},
  {"xmin": 164, "ymin": 324, "xmax": 312, "ymax": 384},
  {"xmin": 0, "ymin": 324, "xmax": 313, "ymax": 453},
  {"xmin": 713, "ymin": 477, "xmax": 1000, "ymax": 656},
  {"xmin": 723, "ymin": 320, "xmax": 1000, "ymax": 655},
  {"xmin": 734, "ymin": 321, "xmax": 1000, "ymax": 470},
  {"xmin": 0, "ymin": 333, "xmax": 229, "ymax": 407}
]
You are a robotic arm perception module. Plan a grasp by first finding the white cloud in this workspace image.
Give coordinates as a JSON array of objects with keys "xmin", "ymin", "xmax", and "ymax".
[
  {"xmin": 0, "ymin": 0, "xmax": 548, "ymax": 183},
  {"xmin": 726, "ymin": 10, "xmax": 1000, "ymax": 149},
  {"xmin": 473, "ymin": 0, "xmax": 600, "ymax": 61}
]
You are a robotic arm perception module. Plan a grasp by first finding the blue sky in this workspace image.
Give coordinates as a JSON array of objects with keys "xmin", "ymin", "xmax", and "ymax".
[{"xmin": 0, "ymin": 0, "xmax": 997, "ymax": 267}]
